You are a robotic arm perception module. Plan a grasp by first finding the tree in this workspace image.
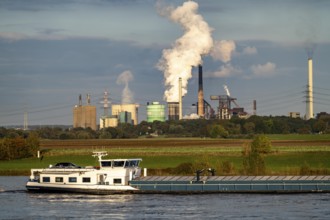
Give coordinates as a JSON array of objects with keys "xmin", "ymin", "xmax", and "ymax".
[
  {"xmin": 250, "ymin": 135, "xmax": 272, "ymax": 154},
  {"xmin": 243, "ymin": 122, "xmax": 255, "ymax": 134},
  {"xmin": 312, "ymin": 120, "xmax": 326, "ymax": 133},
  {"xmin": 25, "ymin": 132, "xmax": 40, "ymax": 157},
  {"xmin": 208, "ymin": 124, "xmax": 229, "ymax": 138},
  {"xmin": 242, "ymin": 135, "xmax": 272, "ymax": 175},
  {"xmin": 0, "ymin": 134, "xmax": 40, "ymax": 160}
]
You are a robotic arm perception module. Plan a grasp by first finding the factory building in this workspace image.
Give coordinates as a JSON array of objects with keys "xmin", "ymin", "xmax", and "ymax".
[
  {"xmin": 73, "ymin": 94, "xmax": 97, "ymax": 130},
  {"xmin": 289, "ymin": 112, "xmax": 301, "ymax": 118},
  {"xmin": 167, "ymin": 102, "xmax": 179, "ymax": 121},
  {"xmin": 112, "ymin": 104, "xmax": 139, "ymax": 125},
  {"xmin": 119, "ymin": 111, "xmax": 132, "ymax": 124},
  {"xmin": 147, "ymin": 102, "xmax": 165, "ymax": 122},
  {"xmin": 99, "ymin": 116, "xmax": 118, "ymax": 129}
]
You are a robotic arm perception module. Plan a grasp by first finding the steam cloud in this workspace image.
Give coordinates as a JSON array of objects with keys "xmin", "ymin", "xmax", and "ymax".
[
  {"xmin": 157, "ymin": 1, "xmax": 213, "ymax": 102},
  {"xmin": 116, "ymin": 70, "xmax": 134, "ymax": 104},
  {"xmin": 211, "ymin": 40, "xmax": 236, "ymax": 63}
]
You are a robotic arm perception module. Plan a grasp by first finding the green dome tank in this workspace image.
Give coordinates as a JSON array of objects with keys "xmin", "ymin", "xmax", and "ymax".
[{"xmin": 147, "ymin": 102, "xmax": 165, "ymax": 122}]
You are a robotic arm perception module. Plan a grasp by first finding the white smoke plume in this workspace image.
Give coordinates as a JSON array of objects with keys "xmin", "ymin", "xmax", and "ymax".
[
  {"xmin": 183, "ymin": 113, "xmax": 200, "ymax": 120},
  {"xmin": 223, "ymin": 84, "xmax": 231, "ymax": 96},
  {"xmin": 116, "ymin": 70, "xmax": 134, "ymax": 104},
  {"xmin": 211, "ymin": 40, "xmax": 236, "ymax": 63},
  {"xmin": 157, "ymin": 1, "xmax": 213, "ymax": 102}
]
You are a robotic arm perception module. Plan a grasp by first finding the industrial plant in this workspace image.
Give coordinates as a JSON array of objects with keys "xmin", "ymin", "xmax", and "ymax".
[
  {"xmin": 72, "ymin": 55, "xmax": 315, "ymax": 129},
  {"xmin": 73, "ymin": 94, "xmax": 97, "ymax": 130}
]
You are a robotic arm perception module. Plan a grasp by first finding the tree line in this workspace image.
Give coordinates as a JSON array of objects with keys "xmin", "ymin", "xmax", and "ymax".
[
  {"xmin": 0, "ymin": 115, "xmax": 329, "ymax": 140},
  {"xmin": 0, "ymin": 131, "xmax": 39, "ymax": 160}
]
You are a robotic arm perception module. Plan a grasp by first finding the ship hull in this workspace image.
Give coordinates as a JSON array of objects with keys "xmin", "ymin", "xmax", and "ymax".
[{"xmin": 26, "ymin": 175, "xmax": 330, "ymax": 194}]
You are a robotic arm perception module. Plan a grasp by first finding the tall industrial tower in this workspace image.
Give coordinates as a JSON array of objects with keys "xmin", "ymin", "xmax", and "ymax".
[
  {"xmin": 179, "ymin": 77, "xmax": 182, "ymax": 120},
  {"xmin": 101, "ymin": 90, "xmax": 110, "ymax": 117},
  {"xmin": 306, "ymin": 58, "xmax": 313, "ymax": 120},
  {"xmin": 23, "ymin": 111, "xmax": 28, "ymax": 130},
  {"xmin": 197, "ymin": 65, "xmax": 204, "ymax": 118}
]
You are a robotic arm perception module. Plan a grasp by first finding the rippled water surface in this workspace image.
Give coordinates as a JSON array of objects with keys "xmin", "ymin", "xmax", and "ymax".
[{"xmin": 1, "ymin": 176, "xmax": 329, "ymax": 219}]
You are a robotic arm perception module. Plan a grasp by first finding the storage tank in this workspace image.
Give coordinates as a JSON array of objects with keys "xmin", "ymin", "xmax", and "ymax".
[{"xmin": 147, "ymin": 102, "xmax": 165, "ymax": 122}]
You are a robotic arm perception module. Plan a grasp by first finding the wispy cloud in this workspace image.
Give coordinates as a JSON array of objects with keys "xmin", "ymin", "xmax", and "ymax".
[
  {"xmin": 250, "ymin": 62, "xmax": 276, "ymax": 77},
  {"xmin": 210, "ymin": 63, "xmax": 242, "ymax": 78},
  {"xmin": 241, "ymin": 46, "xmax": 258, "ymax": 55}
]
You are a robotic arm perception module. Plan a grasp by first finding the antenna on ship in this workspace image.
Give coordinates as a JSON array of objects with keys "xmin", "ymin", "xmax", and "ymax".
[{"xmin": 92, "ymin": 151, "xmax": 108, "ymax": 161}]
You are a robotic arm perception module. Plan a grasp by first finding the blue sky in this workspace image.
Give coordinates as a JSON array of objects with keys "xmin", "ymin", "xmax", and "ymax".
[{"xmin": 0, "ymin": 0, "xmax": 329, "ymax": 126}]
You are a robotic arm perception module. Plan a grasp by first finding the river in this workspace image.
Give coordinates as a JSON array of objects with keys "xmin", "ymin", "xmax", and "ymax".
[{"xmin": 0, "ymin": 176, "xmax": 329, "ymax": 219}]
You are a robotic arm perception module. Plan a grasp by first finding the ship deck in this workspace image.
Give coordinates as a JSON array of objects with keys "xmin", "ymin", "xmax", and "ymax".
[{"xmin": 130, "ymin": 175, "xmax": 330, "ymax": 193}]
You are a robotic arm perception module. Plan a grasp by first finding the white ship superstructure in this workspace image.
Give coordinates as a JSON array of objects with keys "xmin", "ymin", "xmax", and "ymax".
[{"xmin": 26, "ymin": 152, "xmax": 142, "ymax": 194}]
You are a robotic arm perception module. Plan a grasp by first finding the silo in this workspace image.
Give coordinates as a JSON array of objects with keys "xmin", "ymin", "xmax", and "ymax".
[{"xmin": 147, "ymin": 102, "xmax": 165, "ymax": 122}]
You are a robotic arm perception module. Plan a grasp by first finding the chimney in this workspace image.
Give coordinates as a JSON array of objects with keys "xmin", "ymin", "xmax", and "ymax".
[
  {"xmin": 179, "ymin": 77, "xmax": 182, "ymax": 120},
  {"xmin": 306, "ymin": 58, "xmax": 313, "ymax": 120},
  {"xmin": 253, "ymin": 100, "xmax": 257, "ymax": 115},
  {"xmin": 79, "ymin": 94, "xmax": 82, "ymax": 106},
  {"xmin": 198, "ymin": 65, "xmax": 204, "ymax": 118}
]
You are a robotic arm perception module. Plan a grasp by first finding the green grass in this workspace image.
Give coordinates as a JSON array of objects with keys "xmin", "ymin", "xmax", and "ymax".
[
  {"xmin": 1, "ymin": 137, "xmax": 330, "ymax": 175},
  {"xmin": 1, "ymin": 151, "xmax": 329, "ymax": 176},
  {"xmin": 266, "ymin": 134, "xmax": 330, "ymax": 141}
]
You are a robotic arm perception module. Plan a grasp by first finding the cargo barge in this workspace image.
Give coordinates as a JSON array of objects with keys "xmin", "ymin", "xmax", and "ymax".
[
  {"xmin": 26, "ymin": 152, "xmax": 330, "ymax": 194},
  {"xmin": 130, "ymin": 175, "xmax": 330, "ymax": 193}
]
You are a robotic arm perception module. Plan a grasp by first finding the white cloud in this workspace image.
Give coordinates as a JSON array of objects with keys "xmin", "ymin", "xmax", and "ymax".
[
  {"xmin": 242, "ymin": 46, "xmax": 257, "ymax": 55},
  {"xmin": 211, "ymin": 63, "xmax": 242, "ymax": 78},
  {"xmin": 250, "ymin": 62, "xmax": 276, "ymax": 77},
  {"xmin": 0, "ymin": 32, "xmax": 28, "ymax": 42}
]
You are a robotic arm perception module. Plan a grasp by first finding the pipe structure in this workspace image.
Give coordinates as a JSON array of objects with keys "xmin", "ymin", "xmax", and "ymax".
[
  {"xmin": 179, "ymin": 77, "xmax": 182, "ymax": 120},
  {"xmin": 306, "ymin": 58, "xmax": 313, "ymax": 120},
  {"xmin": 198, "ymin": 65, "xmax": 204, "ymax": 118}
]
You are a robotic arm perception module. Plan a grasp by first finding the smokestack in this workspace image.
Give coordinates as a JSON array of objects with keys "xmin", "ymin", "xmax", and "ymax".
[
  {"xmin": 198, "ymin": 65, "xmax": 204, "ymax": 118},
  {"xmin": 179, "ymin": 77, "xmax": 182, "ymax": 120},
  {"xmin": 306, "ymin": 58, "xmax": 313, "ymax": 120},
  {"xmin": 79, "ymin": 94, "xmax": 82, "ymax": 106},
  {"xmin": 253, "ymin": 100, "xmax": 257, "ymax": 115},
  {"xmin": 87, "ymin": 94, "xmax": 91, "ymax": 105}
]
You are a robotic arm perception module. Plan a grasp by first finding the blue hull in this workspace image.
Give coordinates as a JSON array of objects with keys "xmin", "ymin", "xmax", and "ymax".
[{"xmin": 130, "ymin": 175, "xmax": 330, "ymax": 193}]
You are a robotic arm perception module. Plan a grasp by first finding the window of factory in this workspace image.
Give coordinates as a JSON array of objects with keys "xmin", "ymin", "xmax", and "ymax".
[
  {"xmin": 82, "ymin": 177, "xmax": 91, "ymax": 183},
  {"xmin": 69, "ymin": 177, "xmax": 77, "ymax": 183},
  {"xmin": 55, "ymin": 177, "xmax": 63, "ymax": 183},
  {"xmin": 42, "ymin": 177, "xmax": 50, "ymax": 183}
]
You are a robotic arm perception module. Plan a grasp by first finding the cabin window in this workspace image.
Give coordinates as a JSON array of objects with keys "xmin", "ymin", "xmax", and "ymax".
[
  {"xmin": 69, "ymin": 177, "xmax": 77, "ymax": 183},
  {"xmin": 55, "ymin": 177, "xmax": 63, "ymax": 182},
  {"xmin": 113, "ymin": 178, "xmax": 122, "ymax": 184},
  {"xmin": 42, "ymin": 177, "xmax": 50, "ymax": 182},
  {"xmin": 113, "ymin": 161, "xmax": 125, "ymax": 167},
  {"xmin": 82, "ymin": 177, "xmax": 91, "ymax": 183},
  {"xmin": 101, "ymin": 161, "xmax": 111, "ymax": 167},
  {"xmin": 125, "ymin": 160, "xmax": 140, "ymax": 167}
]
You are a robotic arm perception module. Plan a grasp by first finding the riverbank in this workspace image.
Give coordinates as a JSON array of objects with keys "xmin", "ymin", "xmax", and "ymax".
[{"xmin": 1, "ymin": 138, "xmax": 330, "ymax": 176}]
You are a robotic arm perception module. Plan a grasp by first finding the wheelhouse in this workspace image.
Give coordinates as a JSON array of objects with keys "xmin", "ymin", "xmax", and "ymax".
[{"xmin": 100, "ymin": 159, "xmax": 142, "ymax": 168}]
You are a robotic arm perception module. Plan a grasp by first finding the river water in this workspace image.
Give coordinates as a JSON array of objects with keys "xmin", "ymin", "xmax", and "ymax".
[{"xmin": 0, "ymin": 176, "xmax": 329, "ymax": 219}]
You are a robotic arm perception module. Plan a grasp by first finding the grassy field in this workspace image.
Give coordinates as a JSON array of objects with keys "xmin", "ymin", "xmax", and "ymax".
[{"xmin": 1, "ymin": 136, "xmax": 330, "ymax": 176}]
